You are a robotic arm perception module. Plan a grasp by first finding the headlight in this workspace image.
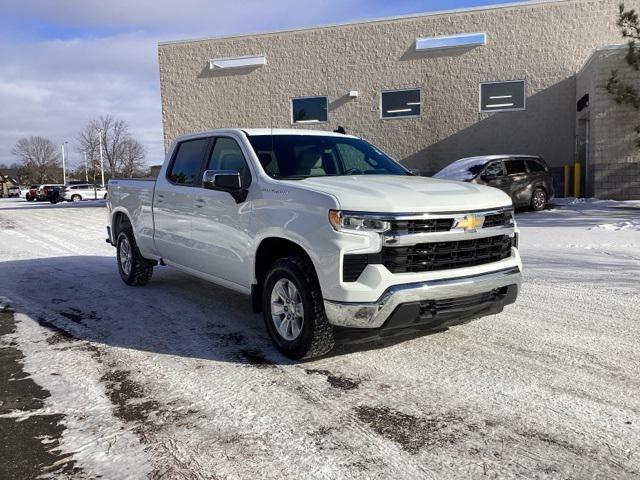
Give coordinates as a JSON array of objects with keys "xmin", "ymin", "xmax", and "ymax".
[{"xmin": 328, "ymin": 210, "xmax": 390, "ymax": 233}]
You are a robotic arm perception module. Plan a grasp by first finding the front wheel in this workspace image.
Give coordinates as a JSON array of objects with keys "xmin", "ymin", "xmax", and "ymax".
[
  {"xmin": 262, "ymin": 256, "xmax": 334, "ymax": 360},
  {"xmin": 530, "ymin": 188, "xmax": 547, "ymax": 211},
  {"xmin": 71, "ymin": 194, "xmax": 81, "ymax": 202},
  {"xmin": 116, "ymin": 228, "xmax": 154, "ymax": 286}
]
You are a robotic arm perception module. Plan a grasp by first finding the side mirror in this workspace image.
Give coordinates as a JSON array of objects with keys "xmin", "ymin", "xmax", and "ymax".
[{"xmin": 202, "ymin": 170, "xmax": 247, "ymax": 203}]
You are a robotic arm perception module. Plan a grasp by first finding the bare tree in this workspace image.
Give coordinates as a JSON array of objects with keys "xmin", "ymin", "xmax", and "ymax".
[
  {"xmin": 120, "ymin": 138, "xmax": 146, "ymax": 178},
  {"xmin": 77, "ymin": 115, "xmax": 145, "ymax": 177},
  {"xmin": 11, "ymin": 136, "xmax": 61, "ymax": 183}
]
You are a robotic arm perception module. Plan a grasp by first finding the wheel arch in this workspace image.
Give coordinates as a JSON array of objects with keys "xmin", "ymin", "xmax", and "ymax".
[
  {"xmin": 111, "ymin": 209, "xmax": 134, "ymax": 241},
  {"xmin": 252, "ymin": 236, "xmax": 318, "ymax": 314}
]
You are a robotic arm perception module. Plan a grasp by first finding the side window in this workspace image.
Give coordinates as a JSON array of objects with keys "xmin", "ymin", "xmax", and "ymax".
[
  {"xmin": 207, "ymin": 137, "xmax": 252, "ymax": 187},
  {"xmin": 505, "ymin": 159, "xmax": 527, "ymax": 175},
  {"xmin": 484, "ymin": 161, "xmax": 505, "ymax": 177},
  {"xmin": 526, "ymin": 159, "xmax": 546, "ymax": 173},
  {"xmin": 168, "ymin": 138, "xmax": 208, "ymax": 185},
  {"xmin": 335, "ymin": 143, "xmax": 376, "ymax": 173}
]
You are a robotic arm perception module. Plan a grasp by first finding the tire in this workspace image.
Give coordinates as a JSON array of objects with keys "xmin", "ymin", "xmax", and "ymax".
[
  {"xmin": 530, "ymin": 187, "xmax": 547, "ymax": 211},
  {"xmin": 103, "ymin": 193, "xmax": 108, "ymax": 200},
  {"xmin": 116, "ymin": 228, "xmax": 154, "ymax": 286},
  {"xmin": 262, "ymin": 256, "xmax": 334, "ymax": 360},
  {"xmin": 26, "ymin": 194, "xmax": 34, "ymax": 202},
  {"xmin": 71, "ymin": 194, "xmax": 81, "ymax": 202}
]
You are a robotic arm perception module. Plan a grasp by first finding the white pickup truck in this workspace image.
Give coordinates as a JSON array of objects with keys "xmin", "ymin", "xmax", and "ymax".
[{"xmin": 107, "ymin": 129, "xmax": 522, "ymax": 359}]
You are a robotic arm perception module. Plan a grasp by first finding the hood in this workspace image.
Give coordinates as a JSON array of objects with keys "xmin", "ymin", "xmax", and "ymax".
[{"xmin": 283, "ymin": 175, "xmax": 512, "ymax": 212}]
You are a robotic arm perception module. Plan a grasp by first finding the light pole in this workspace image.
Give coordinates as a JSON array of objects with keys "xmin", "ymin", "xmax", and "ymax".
[
  {"xmin": 84, "ymin": 152, "xmax": 89, "ymax": 182},
  {"xmin": 98, "ymin": 130, "xmax": 105, "ymax": 187},
  {"xmin": 61, "ymin": 141, "xmax": 68, "ymax": 185}
]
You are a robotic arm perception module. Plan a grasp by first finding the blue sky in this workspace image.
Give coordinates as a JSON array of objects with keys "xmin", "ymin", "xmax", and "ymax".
[{"xmin": 0, "ymin": 0, "xmax": 513, "ymax": 167}]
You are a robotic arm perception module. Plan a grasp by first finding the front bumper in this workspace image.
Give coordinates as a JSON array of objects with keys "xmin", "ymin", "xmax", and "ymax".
[{"xmin": 324, "ymin": 266, "xmax": 522, "ymax": 329}]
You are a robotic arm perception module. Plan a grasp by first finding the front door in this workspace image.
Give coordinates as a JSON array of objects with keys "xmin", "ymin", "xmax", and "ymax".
[
  {"xmin": 191, "ymin": 136, "xmax": 254, "ymax": 289},
  {"xmin": 153, "ymin": 137, "xmax": 209, "ymax": 269},
  {"xmin": 480, "ymin": 160, "xmax": 509, "ymax": 194}
]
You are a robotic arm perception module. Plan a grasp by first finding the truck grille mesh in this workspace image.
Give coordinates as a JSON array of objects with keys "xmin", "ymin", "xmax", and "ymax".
[
  {"xmin": 483, "ymin": 212, "xmax": 512, "ymax": 228},
  {"xmin": 389, "ymin": 218, "xmax": 454, "ymax": 234},
  {"xmin": 381, "ymin": 235, "xmax": 512, "ymax": 274}
]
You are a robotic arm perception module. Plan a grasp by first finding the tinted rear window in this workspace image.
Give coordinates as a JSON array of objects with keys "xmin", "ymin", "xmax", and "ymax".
[
  {"xmin": 505, "ymin": 159, "xmax": 527, "ymax": 175},
  {"xmin": 526, "ymin": 159, "xmax": 547, "ymax": 173}
]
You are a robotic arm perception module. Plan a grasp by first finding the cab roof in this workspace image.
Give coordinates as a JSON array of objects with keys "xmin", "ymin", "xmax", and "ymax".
[{"xmin": 173, "ymin": 128, "xmax": 358, "ymax": 144}]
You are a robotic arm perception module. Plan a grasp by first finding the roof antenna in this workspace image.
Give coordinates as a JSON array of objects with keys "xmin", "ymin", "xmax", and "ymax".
[{"xmin": 334, "ymin": 125, "xmax": 346, "ymax": 135}]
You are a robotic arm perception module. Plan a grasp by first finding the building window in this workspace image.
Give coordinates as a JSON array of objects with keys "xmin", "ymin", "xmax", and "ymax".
[
  {"xmin": 381, "ymin": 89, "xmax": 421, "ymax": 119},
  {"xmin": 291, "ymin": 96, "xmax": 328, "ymax": 124},
  {"xmin": 480, "ymin": 80, "xmax": 525, "ymax": 112}
]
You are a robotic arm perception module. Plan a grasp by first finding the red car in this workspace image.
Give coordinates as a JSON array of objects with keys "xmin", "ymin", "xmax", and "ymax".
[{"xmin": 25, "ymin": 185, "xmax": 40, "ymax": 201}]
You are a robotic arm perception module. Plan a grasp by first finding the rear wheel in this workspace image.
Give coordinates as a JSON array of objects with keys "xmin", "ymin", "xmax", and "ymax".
[
  {"xmin": 262, "ymin": 256, "xmax": 334, "ymax": 360},
  {"xmin": 530, "ymin": 188, "xmax": 547, "ymax": 211},
  {"xmin": 26, "ymin": 194, "xmax": 33, "ymax": 202},
  {"xmin": 116, "ymin": 228, "xmax": 154, "ymax": 286}
]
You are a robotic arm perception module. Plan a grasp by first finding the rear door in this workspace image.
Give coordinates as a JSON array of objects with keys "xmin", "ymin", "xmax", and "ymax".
[
  {"xmin": 153, "ymin": 137, "xmax": 210, "ymax": 269},
  {"xmin": 190, "ymin": 135, "xmax": 254, "ymax": 288},
  {"xmin": 504, "ymin": 158, "xmax": 530, "ymax": 206}
]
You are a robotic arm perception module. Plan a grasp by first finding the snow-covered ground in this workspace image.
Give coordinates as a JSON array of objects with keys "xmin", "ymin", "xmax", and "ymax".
[{"xmin": 0, "ymin": 197, "xmax": 639, "ymax": 479}]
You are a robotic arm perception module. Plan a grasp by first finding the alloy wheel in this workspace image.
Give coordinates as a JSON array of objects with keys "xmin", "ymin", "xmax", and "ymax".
[
  {"xmin": 270, "ymin": 278, "xmax": 304, "ymax": 341},
  {"xmin": 119, "ymin": 237, "xmax": 133, "ymax": 276}
]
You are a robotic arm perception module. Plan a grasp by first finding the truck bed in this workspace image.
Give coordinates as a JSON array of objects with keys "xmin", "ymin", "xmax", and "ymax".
[{"xmin": 108, "ymin": 179, "xmax": 156, "ymax": 256}]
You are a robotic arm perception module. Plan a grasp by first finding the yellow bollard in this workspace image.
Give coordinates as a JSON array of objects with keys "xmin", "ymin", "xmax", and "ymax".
[
  {"xmin": 573, "ymin": 162, "xmax": 581, "ymax": 198},
  {"xmin": 564, "ymin": 164, "xmax": 571, "ymax": 198}
]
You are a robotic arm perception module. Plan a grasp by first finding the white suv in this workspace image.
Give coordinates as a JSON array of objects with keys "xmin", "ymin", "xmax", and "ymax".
[{"xmin": 63, "ymin": 184, "xmax": 107, "ymax": 202}]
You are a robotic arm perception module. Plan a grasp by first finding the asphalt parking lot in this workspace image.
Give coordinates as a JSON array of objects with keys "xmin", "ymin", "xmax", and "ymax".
[{"xmin": 0, "ymin": 197, "xmax": 639, "ymax": 479}]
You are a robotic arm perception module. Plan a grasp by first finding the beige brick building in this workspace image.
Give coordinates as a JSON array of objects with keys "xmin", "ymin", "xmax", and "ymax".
[
  {"xmin": 577, "ymin": 46, "xmax": 640, "ymax": 200},
  {"xmin": 158, "ymin": 0, "xmax": 640, "ymax": 199}
]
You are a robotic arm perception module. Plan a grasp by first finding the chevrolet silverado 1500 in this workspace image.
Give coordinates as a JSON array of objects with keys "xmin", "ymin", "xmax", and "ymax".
[{"xmin": 107, "ymin": 129, "xmax": 522, "ymax": 359}]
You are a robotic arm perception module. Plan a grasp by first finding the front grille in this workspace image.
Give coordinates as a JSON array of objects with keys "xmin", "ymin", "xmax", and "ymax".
[
  {"xmin": 418, "ymin": 287, "xmax": 508, "ymax": 317},
  {"xmin": 389, "ymin": 218, "xmax": 453, "ymax": 234},
  {"xmin": 483, "ymin": 212, "xmax": 512, "ymax": 228},
  {"xmin": 381, "ymin": 235, "xmax": 512, "ymax": 274}
]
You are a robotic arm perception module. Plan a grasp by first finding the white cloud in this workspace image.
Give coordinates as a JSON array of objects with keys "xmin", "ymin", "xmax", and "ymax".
[{"xmin": 0, "ymin": 0, "xmax": 437, "ymax": 167}]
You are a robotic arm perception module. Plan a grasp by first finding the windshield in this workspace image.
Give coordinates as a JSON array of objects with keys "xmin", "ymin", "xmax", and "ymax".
[
  {"xmin": 433, "ymin": 158, "xmax": 488, "ymax": 181},
  {"xmin": 246, "ymin": 134, "xmax": 408, "ymax": 179}
]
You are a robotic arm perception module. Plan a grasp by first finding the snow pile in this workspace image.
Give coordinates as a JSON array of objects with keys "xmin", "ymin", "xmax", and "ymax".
[
  {"xmin": 555, "ymin": 197, "xmax": 640, "ymax": 209},
  {"xmin": 591, "ymin": 220, "xmax": 640, "ymax": 232}
]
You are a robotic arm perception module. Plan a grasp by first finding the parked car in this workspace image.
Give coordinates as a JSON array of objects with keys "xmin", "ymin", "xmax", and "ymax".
[
  {"xmin": 107, "ymin": 129, "xmax": 522, "ymax": 359},
  {"xmin": 38, "ymin": 184, "xmax": 64, "ymax": 201},
  {"xmin": 46, "ymin": 186, "xmax": 64, "ymax": 204},
  {"xmin": 7, "ymin": 186, "xmax": 21, "ymax": 198},
  {"xmin": 62, "ymin": 184, "xmax": 107, "ymax": 202},
  {"xmin": 26, "ymin": 185, "xmax": 40, "ymax": 201},
  {"xmin": 433, "ymin": 155, "xmax": 555, "ymax": 211}
]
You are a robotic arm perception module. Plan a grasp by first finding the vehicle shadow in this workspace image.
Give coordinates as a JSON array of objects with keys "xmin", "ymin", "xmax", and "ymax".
[
  {"xmin": 0, "ymin": 200, "xmax": 107, "ymax": 212},
  {"xmin": 0, "ymin": 255, "xmax": 446, "ymax": 365}
]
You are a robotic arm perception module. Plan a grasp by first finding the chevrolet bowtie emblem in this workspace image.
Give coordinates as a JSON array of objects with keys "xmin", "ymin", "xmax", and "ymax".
[{"xmin": 455, "ymin": 214, "xmax": 485, "ymax": 232}]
